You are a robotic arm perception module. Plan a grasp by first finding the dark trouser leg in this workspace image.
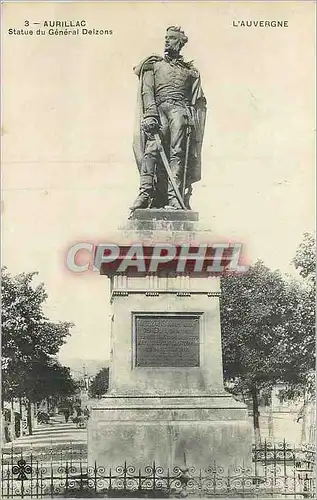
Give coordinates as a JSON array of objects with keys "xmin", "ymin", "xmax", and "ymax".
[
  {"xmin": 165, "ymin": 104, "xmax": 188, "ymax": 208},
  {"xmin": 130, "ymin": 139, "xmax": 157, "ymax": 210}
]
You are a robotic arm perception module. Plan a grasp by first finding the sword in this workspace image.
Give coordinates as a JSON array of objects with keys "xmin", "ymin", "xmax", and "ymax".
[
  {"xmin": 153, "ymin": 133, "xmax": 187, "ymax": 210},
  {"xmin": 182, "ymin": 123, "xmax": 192, "ymax": 202}
]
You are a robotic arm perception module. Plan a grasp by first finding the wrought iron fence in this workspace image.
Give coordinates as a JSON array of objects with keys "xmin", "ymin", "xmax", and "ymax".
[{"xmin": 1, "ymin": 441, "xmax": 315, "ymax": 498}]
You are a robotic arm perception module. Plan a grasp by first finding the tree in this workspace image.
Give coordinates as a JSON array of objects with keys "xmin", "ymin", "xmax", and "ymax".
[
  {"xmin": 220, "ymin": 260, "xmax": 315, "ymax": 445},
  {"xmin": 1, "ymin": 268, "xmax": 74, "ymax": 433},
  {"xmin": 88, "ymin": 367, "xmax": 109, "ymax": 398},
  {"xmin": 280, "ymin": 232, "xmax": 316, "ymax": 401},
  {"xmin": 27, "ymin": 360, "xmax": 77, "ymax": 402},
  {"xmin": 288, "ymin": 233, "xmax": 316, "ymax": 443},
  {"xmin": 292, "ymin": 232, "xmax": 315, "ymax": 369},
  {"xmin": 293, "ymin": 232, "xmax": 315, "ymax": 282}
]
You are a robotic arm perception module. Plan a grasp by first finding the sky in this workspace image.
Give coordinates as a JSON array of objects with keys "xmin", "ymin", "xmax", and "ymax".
[{"xmin": 2, "ymin": 1, "xmax": 315, "ymax": 364}]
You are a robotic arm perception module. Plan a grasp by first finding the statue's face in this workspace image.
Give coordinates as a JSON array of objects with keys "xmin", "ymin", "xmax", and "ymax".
[{"xmin": 165, "ymin": 31, "xmax": 181, "ymax": 53}]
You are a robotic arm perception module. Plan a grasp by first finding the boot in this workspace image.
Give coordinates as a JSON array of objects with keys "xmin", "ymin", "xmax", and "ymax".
[
  {"xmin": 130, "ymin": 192, "xmax": 152, "ymax": 211},
  {"xmin": 129, "ymin": 174, "xmax": 154, "ymax": 212},
  {"xmin": 184, "ymin": 185, "xmax": 193, "ymax": 210},
  {"xmin": 165, "ymin": 196, "xmax": 183, "ymax": 210},
  {"xmin": 167, "ymin": 176, "xmax": 183, "ymax": 210}
]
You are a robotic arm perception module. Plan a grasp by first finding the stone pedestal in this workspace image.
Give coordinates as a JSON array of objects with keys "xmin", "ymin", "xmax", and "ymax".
[{"xmin": 88, "ymin": 210, "xmax": 252, "ymax": 470}]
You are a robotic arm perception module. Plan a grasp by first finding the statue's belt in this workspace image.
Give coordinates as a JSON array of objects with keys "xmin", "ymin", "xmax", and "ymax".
[
  {"xmin": 155, "ymin": 96, "xmax": 195, "ymax": 127},
  {"xmin": 156, "ymin": 95, "xmax": 191, "ymax": 107}
]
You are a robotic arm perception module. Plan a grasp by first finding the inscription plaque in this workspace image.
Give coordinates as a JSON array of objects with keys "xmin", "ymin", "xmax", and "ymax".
[{"xmin": 135, "ymin": 315, "xmax": 200, "ymax": 367}]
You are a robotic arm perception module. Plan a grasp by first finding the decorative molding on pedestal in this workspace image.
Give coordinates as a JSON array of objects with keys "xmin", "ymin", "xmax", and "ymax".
[
  {"xmin": 112, "ymin": 291, "xmax": 129, "ymax": 297},
  {"xmin": 111, "ymin": 289, "xmax": 221, "ymax": 302},
  {"xmin": 110, "ymin": 268, "xmax": 221, "ymax": 302}
]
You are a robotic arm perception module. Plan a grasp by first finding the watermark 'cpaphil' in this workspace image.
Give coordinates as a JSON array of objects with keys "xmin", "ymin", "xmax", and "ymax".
[{"xmin": 65, "ymin": 242, "xmax": 249, "ymax": 275}]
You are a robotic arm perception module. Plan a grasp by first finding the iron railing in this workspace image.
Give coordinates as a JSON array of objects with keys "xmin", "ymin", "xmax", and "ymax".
[{"xmin": 1, "ymin": 441, "xmax": 315, "ymax": 498}]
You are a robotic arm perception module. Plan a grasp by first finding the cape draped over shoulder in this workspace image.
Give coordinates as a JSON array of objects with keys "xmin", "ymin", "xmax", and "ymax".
[{"xmin": 132, "ymin": 55, "xmax": 207, "ymax": 186}]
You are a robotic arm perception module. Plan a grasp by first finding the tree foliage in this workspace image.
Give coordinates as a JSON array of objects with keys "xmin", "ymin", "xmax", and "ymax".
[
  {"xmin": 221, "ymin": 261, "xmax": 296, "ymax": 388},
  {"xmin": 1, "ymin": 268, "xmax": 75, "ymax": 404},
  {"xmin": 281, "ymin": 232, "xmax": 316, "ymax": 400},
  {"xmin": 293, "ymin": 232, "xmax": 315, "ymax": 282},
  {"xmin": 220, "ymin": 253, "xmax": 315, "ymax": 441},
  {"xmin": 2, "ymin": 358, "xmax": 77, "ymax": 402},
  {"xmin": 88, "ymin": 367, "xmax": 109, "ymax": 398}
]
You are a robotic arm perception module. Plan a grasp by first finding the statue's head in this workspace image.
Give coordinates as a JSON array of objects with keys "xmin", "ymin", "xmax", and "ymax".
[{"xmin": 165, "ymin": 26, "xmax": 188, "ymax": 55}]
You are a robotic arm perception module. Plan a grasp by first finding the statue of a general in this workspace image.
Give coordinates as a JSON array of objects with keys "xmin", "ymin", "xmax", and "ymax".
[{"xmin": 130, "ymin": 26, "xmax": 207, "ymax": 213}]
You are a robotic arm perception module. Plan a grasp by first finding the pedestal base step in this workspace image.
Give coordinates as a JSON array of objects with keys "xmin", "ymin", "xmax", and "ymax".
[{"xmin": 88, "ymin": 395, "xmax": 252, "ymax": 470}]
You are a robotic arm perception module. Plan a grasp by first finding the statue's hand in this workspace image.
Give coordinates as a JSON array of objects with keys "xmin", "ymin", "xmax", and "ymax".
[{"xmin": 141, "ymin": 116, "xmax": 160, "ymax": 134}]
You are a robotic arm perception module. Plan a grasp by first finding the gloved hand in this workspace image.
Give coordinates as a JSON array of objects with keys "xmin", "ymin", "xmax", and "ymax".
[{"xmin": 141, "ymin": 116, "xmax": 160, "ymax": 134}]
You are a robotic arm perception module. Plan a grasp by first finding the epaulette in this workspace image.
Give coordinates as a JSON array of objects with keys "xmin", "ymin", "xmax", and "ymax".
[
  {"xmin": 184, "ymin": 60, "xmax": 199, "ymax": 73},
  {"xmin": 133, "ymin": 55, "xmax": 163, "ymax": 77},
  {"xmin": 143, "ymin": 61, "xmax": 155, "ymax": 72}
]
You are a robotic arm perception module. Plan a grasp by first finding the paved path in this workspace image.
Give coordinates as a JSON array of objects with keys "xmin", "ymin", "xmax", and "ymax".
[{"xmin": 2, "ymin": 415, "xmax": 87, "ymax": 463}]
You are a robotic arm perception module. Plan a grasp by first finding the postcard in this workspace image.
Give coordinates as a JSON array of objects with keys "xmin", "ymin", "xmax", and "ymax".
[{"xmin": 1, "ymin": 1, "xmax": 315, "ymax": 498}]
